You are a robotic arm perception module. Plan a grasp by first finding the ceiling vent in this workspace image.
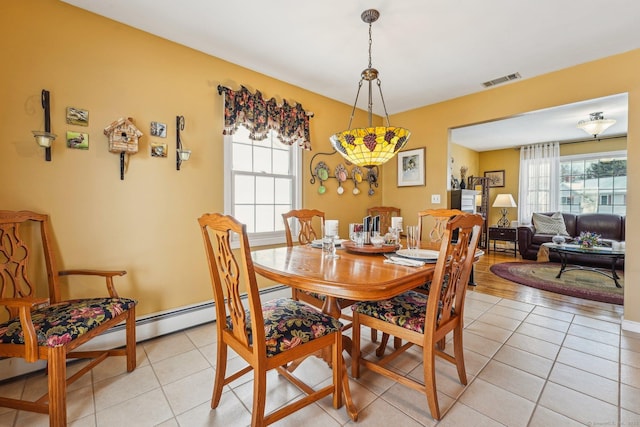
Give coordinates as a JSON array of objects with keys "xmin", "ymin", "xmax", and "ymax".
[{"xmin": 482, "ymin": 72, "xmax": 521, "ymax": 88}]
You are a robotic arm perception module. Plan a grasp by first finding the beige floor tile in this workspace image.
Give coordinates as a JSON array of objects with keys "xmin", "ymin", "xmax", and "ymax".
[
  {"xmin": 155, "ymin": 418, "xmax": 179, "ymax": 427},
  {"xmin": 152, "ymin": 349, "xmax": 211, "ymax": 386},
  {"xmin": 621, "ymin": 408, "xmax": 640, "ymax": 425},
  {"xmin": 524, "ymin": 313, "xmax": 570, "ymax": 333},
  {"xmin": 572, "ymin": 314, "xmax": 620, "ymax": 334},
  {"xmin": 465, "ymin": 320, "xmax": 514, "ymax": 343},
  {"xmin": 621, "ymin": 363, "xmax": 640, "ymax": 388},
  {"xmin": 475, "ymin": 312, "xmax": 523, "ymax": 331},
  {"xmin": 516, "ymin": 322, "xmax": 566, "ymax": 345},
  {"xmin": 621, "ymin": 383, "xmax": 640, "ymax": 413},
  {"xmin": 176, "ymin": 395, "xmax": 251, "ymax": 427},
  {"xmin": 348, "ymin": 396, "xmax": 425, "ymax": 427},
  {"xmin": 556, "ymin": 347, "xmax": 619, "ymax": 381},
  {"xmin": 563, "ymin": 334, "xmax": 619, "ymax": 361},
  {"xmin": 459, "ymin": 378, "xmax": 535, "ymax": 427},
  {"xmin": 270, "ymin": 401, "xmax": 342, "ymax": 427},
  {"xmin": 436, "ymin": 403, "xmax": 505, "ymax": 427},
  {"xmin": 463, "ymin": 299, "xmax": 496, "ymax": 315},
  {"xmin": 531, "ymin": 305, "xmax": 574, "ymax": 322},
  {"xmin": 549, "ymin": 362, "xmax": 618, "ymax": 405},
  {"xmin": 486, "ymin": 304, "xmax": 530, "ymax": 321},
  {"xmin": 95, "ymin": 387, "xmax": 173, "ymax": 426},
  {"xmin": 467, "ymin": 291, "xmax": 502, "ymax": 305},
  {"xmin": 477, "ymin": 359, "xmax": 544, "ymax": 402},
  {"xmin": 621, "ymin": 333, "xmax": 640, "ymax": 352},
  {"xmin": 69, "ymin": 414, "xmax": 97, "ymax": 426},
  {"xmin": 495, "ymin": 298, "xmax": 535, "ymax": 313},
  {"xmin": 381, "ymin": 382, "xmax": 450, "ymax": 426},
  {"xmin": 0, "ymin": 411, "xmax": 16, "ymax": 426},
  {"xmin": 316, "ymin": 376, "xmax": 377, "ymax": 425},
  {"xmin": 184, "ymin": 322, "xmax": 217, "ymax": 348},
  {"xmin": 93, "ymin": 365, "xmax": 160, "ymax": 411},
  {"xmin": 163, "ymin": 367, "xmax": 215, "ymax": 415},
  {"xmin": 505, "ymin": 332, "xmax": 560, "ymax": 360},
  {"xmin": 233, "ymin": 370, "xmax": 305, "ymax": 416},
  {"xmin": 460, "ymin": 331, "xmax": 503, "ymax": 358},
  {"xmin": 622, "ymin": 347, "xmax": 640, "ymax": 369},
  {"xmin": 493, "ymin": 344, "xmax": 554, "ymax": 379},
  {"xmin": 91, "ymin": 346, "xmax": 149, "ymax": 383},
  {"xmin": 142, "ymin": 332, "xmax": 196, "ymax": 363},
  {"xmin": 528, "ymin": 406, "xmax": 585, "ymax": 427},
  {"xmin": 568, "ymin": 323, "xmax": 620, "ymax": 346},
  {"xmin": 538, "ymin": 381, "xmax": 617, "ymax": 425}
]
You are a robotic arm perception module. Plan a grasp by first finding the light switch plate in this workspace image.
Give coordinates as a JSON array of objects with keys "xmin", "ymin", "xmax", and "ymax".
[{"xmin": 431, "ymin": 194, "xmax": 441, "ymax": 204}]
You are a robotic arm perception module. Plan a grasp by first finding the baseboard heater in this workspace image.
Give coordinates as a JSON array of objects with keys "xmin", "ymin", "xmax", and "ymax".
[{"xmin": 0, "ymin": 285, "xmax": 291, "ymax": 381}]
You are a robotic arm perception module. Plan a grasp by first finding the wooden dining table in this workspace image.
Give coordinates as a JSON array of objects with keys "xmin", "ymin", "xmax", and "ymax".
[{"xmin": 252, "ymin": 244, "xmax": 437, "ymax": 421}]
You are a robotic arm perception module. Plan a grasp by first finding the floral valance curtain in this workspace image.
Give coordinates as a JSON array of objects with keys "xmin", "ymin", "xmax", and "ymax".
[{"xmin": 218, "ymin": 85, "xmax": 312, "ymax": 150}]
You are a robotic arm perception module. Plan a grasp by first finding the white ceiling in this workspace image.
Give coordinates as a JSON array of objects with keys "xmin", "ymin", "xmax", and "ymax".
[{"xmin": 61, "ymin": 0, "xmax": 637, "ymax": 151}]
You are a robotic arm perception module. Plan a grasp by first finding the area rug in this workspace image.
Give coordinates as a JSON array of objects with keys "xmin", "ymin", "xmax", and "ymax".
[{"xmin": 489, "ymin": 262, "xmax": 623, "ymax": 305}]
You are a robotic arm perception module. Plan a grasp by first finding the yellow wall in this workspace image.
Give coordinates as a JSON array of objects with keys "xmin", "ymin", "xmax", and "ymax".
[
  {"xmin": 3, "ymin": 1, "xmax": 639, "ymax": 326},
  {"xmin": 0, "ymin": 1, "xmax": 378, "ymax": 316}
]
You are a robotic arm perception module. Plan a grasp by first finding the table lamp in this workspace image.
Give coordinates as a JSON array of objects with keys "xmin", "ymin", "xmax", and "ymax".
[{"xmin": 493, "ymin": 194, "xmax": 517, "ymax": 227}]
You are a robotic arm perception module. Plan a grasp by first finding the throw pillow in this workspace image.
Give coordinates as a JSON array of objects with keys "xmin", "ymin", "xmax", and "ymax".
[{"xmin": 532, "ymin": 212, "xmax": 569, "ymax": 236}]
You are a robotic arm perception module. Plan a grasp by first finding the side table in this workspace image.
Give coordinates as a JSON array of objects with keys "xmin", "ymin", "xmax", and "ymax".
[{"xmin": 488, "ymin": 226, "xmax": 517, "ymax": 257}]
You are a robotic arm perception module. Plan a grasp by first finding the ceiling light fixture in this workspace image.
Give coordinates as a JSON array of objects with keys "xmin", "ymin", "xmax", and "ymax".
[
  {"xmin": 329, "ymin": 9, "xmax": 410, "ymax": 168},
  {"xmin": 577, "ymin": 112, "xmax": 616, "ymax": 138}
]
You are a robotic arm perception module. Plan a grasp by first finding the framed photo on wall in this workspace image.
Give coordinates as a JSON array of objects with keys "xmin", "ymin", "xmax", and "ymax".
[
  {"xmin": 397, "ymin": 148, "xmax": 425, "ymax": 187},
  {"xmin": 484, "ymin": 170, "xmax": 505, "ymax": 187}
]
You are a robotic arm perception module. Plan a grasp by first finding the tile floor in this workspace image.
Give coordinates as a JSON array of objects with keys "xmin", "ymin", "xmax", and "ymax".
[{"xmin": 1, "ymin": 290, "xmax": 639, "ymax": 426}]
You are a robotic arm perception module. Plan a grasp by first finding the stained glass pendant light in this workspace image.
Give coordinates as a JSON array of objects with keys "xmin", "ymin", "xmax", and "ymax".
[{"xmin": 330, "ymin": 9, "xmax": 411, "ymax": 168}]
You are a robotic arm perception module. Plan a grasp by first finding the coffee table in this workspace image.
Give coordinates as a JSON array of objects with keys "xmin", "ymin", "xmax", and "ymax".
[{"xmin": 541, "ymin": 242, "xmax": 625, "ymax": 288}]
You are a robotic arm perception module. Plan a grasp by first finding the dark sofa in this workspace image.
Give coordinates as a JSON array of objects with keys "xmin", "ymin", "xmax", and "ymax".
[{"xmin": 517, "ymin": 212, "xmax": 625, "ymax": 268}]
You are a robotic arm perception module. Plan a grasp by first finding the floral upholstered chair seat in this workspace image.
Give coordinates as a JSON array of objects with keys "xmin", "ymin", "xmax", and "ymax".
[
  {"xmin": 0, "ymin": 298, "xmax": 137, "ymax": 348},
  {"xmin": 227, "ymin": 297, "xmax": 343, "ymax": 358}
]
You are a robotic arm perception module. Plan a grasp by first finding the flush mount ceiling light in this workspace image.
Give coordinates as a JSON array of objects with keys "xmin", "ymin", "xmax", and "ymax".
[
  {"xmin": 577, "ymin": 112, "xmax": 616, "ymax": 138},
  {"xmin": 329, "ymin": 9, "xmax": 410, "ymax": 168}
]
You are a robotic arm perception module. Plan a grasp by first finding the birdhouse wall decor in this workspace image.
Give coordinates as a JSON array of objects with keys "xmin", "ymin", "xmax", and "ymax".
[{"xmin": 103, "ymin": 117, "xmax": 143, "ymax": 180}]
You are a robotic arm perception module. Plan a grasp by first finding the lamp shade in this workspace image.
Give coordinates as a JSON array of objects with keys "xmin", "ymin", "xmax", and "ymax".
[
  {"xmin": 577, "ymin": 112, "xmax": 616, "ymax": 138},
  {"xmin": 330, "ymin": 126, "xmax": 410, "ymax": 168},
  {"xmin": 492, "ymin": 193, "xmax": 517, "ymax": 208}
]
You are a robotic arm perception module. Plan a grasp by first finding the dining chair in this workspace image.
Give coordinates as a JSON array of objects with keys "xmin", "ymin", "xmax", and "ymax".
[
  {"xmin": 198, "ymin": 213, "xmax": 343, "ymax": 426},
  {"xmin": 374, "ymin": 208, "xmax": 465, "ymax": 354},
  {"xmin": 0, "ymin": 210, "xmax": 137, "ymax": 427},
  {"xmin": 282, "ymin": 209, "xmax": 354, "ymax": 324},
  {"xmin": 367, "ymin": 206, "xmax": 401, "ymax": 235},
  {"xmin": 350, "ymin": 213, "xmax": 483, "ymax": 420}
]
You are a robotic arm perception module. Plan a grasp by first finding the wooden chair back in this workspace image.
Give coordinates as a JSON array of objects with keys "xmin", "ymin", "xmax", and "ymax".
[
  {"xmin": 367, "ymin": 206, "xmax": 400, "ymax": 234},
  {"xmin": 282, "ymin": 209, "xmax": 324, "ymax": 247},
  {"xmin": 426, "ymin": 214, "xmax": 483, "ymax": 341},
  {"xmin": 417, "ymin": 208, "xmax": 464, "ymax": 245},
  {"xmin": 198, "ymin": 213, "xmax": 265, "ymax": 355}
]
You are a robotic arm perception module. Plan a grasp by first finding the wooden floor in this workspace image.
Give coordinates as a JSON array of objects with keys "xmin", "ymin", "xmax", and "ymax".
[{"xmin": 472, "ymin": 250, "xmax": 624, "ymax": 324}]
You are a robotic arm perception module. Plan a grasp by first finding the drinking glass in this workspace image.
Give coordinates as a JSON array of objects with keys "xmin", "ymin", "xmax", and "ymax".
[
  {"xmin": 406, "ymin": 225, "xmax": 419, "ymax": 254},
  {"xmin": 323, "ymin": 231, "xmax": 340, "ymax": 259},
  {"xmin": 350, "ymin": 223, "xmax": 364, "ymax": 247}
]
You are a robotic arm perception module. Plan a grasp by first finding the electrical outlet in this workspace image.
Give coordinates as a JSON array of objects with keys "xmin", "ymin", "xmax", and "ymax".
[{"xmin": 431, "ymin": 194, "xmax": 441, "ymax": 204}]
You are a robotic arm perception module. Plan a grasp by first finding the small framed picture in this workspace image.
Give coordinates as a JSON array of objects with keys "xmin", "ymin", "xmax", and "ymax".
[
  {"xmin": 397, "ymin": 147, "xmax": 425, "ymax": 187},
  {"xmin": 151, "ymin": 142, "xmax": 168, "ymax": 157},
  {"xmin": 66, "ymin": 107, "xmax": 89, "ymax": 126},
  {"xmin": 150, "ymin": 121, "xmax": 167, "ymax": 138},
  {"xmin": 66, "ymin": 131, "xmax": 89, "ymax": 149},
  {"xmin": 484, "ymin": 170, "xmax": 505, "ymax": 187}
]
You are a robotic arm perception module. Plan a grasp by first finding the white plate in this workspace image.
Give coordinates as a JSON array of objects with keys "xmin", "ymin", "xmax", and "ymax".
[
  {"xmin": 396, "ymin": 249, "xmax": 440, "ymax": 261},
  {"xmin": 311, "ymin": 239, "xmax": 346, "ymax": 247}
]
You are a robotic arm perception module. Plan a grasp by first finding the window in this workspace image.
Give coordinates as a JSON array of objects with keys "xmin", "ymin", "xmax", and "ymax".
[
  {"xmin": 224, "ymin": 125, "xmax": 301, "ymax": 246},
  {"xmin": 559, "ymin": 151, "xmax": 626, "ymax": 215}
]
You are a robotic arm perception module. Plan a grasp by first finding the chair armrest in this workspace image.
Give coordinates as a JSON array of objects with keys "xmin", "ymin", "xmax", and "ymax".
[
  {"xmin": 58, "ymin": 269, "xmax": 127, "ymax": 298},
  {"xmin": 0, "ymin": 297, "xmax": 50, "ymax": 363}
]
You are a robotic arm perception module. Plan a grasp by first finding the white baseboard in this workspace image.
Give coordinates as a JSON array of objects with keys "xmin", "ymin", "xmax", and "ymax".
[
  {"xmin": 0, "ymin": 285, "xmax": 290, "ymax": 381},
  {"xmin": 621, "ymin": 317, "xmax": 640, "ymax": 333}
]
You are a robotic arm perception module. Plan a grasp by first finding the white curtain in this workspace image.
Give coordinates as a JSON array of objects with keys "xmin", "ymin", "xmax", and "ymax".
[{"xmin": 518, "ymin": 142, "xmax": 560, "ymax": 224}]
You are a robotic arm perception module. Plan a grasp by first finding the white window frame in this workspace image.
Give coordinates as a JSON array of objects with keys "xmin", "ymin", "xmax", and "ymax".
[
  {"xmin": 223, "ymin": 127, "xmax": 302, "ymax": 248},
  {"xmin": 559, "ymin": 150, "xmax": 626, "ymax": 215}
]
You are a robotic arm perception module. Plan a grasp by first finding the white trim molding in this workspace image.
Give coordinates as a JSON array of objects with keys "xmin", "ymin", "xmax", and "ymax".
[{"xmin": 621, "ymin": 317, "xmax": 640, "ymax": 334}]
